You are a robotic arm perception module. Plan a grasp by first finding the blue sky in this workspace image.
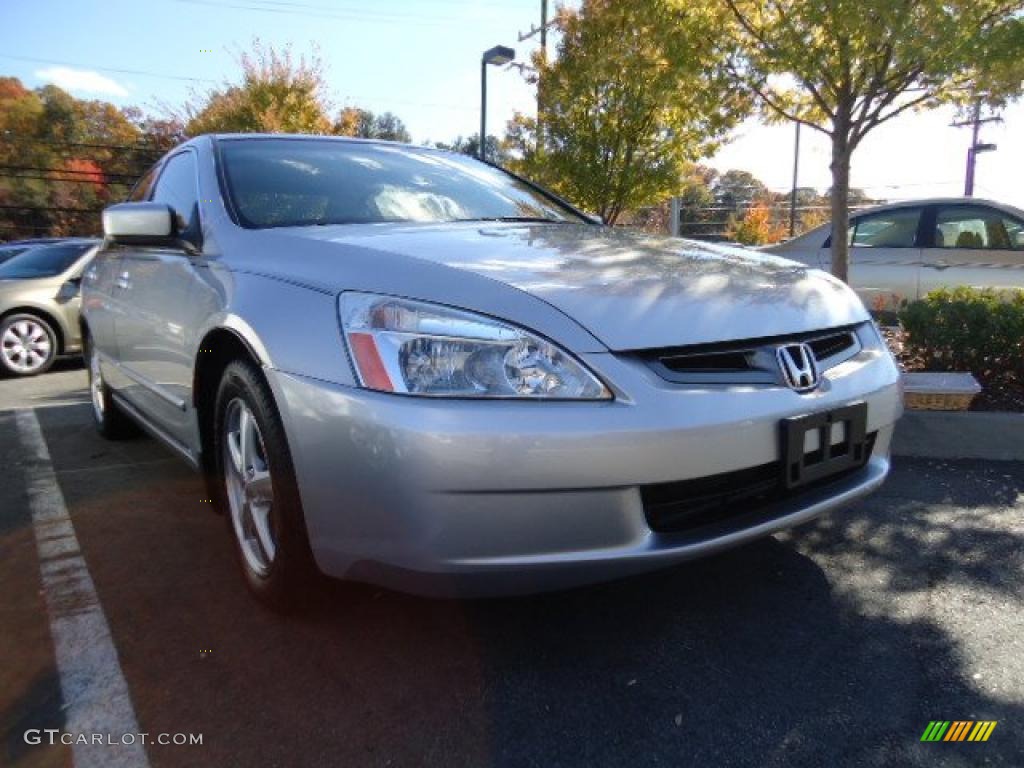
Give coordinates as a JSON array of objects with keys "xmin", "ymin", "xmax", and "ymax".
[
  {"xmin": 0, "ymin": 0, "xmax": 550, "ymax": 144},
  {"xmin": 2, "ymin": 0, "xmax": 1022, "ymax": 208}
]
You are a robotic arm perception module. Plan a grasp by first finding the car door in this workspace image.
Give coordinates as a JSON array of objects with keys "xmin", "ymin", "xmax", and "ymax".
[
  {"xmin": 834, "ymin": 206, "xmax": 924, "ymax": 311},
  {"xmin": 920, "ymin": 203, "xmax": 1024, "ymax": 296},
  {"xmin": 92, "ymin": 163, "xmax": 162, "ymax": 389},
  {"xmin": 113, "ymin": 150, "xmax": 202, "ymax": 448}
]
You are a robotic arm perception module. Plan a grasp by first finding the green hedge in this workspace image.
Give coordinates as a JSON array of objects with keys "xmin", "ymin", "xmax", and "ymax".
[{"xmin": 899, "ymin": 287, "xmax": 1024, "ymax": 380}]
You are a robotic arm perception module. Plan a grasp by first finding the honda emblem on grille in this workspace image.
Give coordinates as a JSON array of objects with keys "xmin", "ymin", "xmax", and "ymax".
[{"xmin": 776, "ymin": 343, "xmax": 819, "ymax": 392}]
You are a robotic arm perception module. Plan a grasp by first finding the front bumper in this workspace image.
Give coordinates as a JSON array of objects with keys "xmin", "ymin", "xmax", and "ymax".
[{"xmin": 267, "ymin": 344, "xmax": 902, "ymax": 596}]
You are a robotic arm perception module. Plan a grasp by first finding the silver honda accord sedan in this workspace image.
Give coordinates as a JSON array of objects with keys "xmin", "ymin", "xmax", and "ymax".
[{"xmin": 82, "ymin": 134, "xmax": 902, "ymax": 608}]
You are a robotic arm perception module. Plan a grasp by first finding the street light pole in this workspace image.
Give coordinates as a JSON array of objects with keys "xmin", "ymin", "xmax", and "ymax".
[
  {"xmin": 479, "ymin": 45, "xmax": 516, "ymax": 162},
  {"xmin": 480, "ymin": 58, "xmax": 487, "ymax": 161}
]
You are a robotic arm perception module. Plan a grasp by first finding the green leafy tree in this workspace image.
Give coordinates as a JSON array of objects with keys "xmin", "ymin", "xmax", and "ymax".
[
  {"xmin": 334, "ymin": 107, "xmax": 411, "ymax": 142},
  {"xmin": 184, "ymin": 42, "xmax": 332, "ymax": 135},
  {"xmin": 506, "ymin": 0, "xmax": 749, "ymax": 225},
  {"xmin": 435, "ymin": 135, "xmax": 509, "ymax": 165},
  {"xmin": 723, "ymin": 0, "xmax": 1024, "ymax": 281}
]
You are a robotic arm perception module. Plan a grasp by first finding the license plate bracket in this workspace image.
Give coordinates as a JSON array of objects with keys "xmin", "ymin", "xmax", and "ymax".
[{"xmin": 781, "ymin": 402, "xmax": 869, "ymax": 489}]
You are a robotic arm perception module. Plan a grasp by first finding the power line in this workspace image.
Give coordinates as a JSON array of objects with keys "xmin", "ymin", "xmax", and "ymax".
[
  {"xmin": 0, "ymin": 205, "xmax": 104, "ymax": 214},
  {"xmin": 172, "ymin": 0, "xmax": 511, "ymax": 26},
  {"xmin": 0, "ymin": 135, "xmax": 165, "ymax": 155},
  {"xmin": 0, "ymin": 54, "xmax": 217, "ymax": 84},
  {"xmin": 0, "ymin": 164, "xmax": 142, "ymax": 180},
  {"xmin": 0, "ymin": 172, "xmax": 134, "ymax": 185}
]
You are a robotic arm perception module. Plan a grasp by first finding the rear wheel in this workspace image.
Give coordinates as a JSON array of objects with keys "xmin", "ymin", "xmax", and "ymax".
[
  {"xmin": 213, "ymin": 360, "xmax": 316, "ymax": 611},
  {"xmin": 0, "ymin": 314, "xmax": 57, "ymax": 376},
  {"xmin": 86, "ymin": 334, "xmax": 138, "ymax": 439}
]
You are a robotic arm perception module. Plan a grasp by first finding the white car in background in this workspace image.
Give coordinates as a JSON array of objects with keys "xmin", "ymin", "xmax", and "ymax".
[{"xmin": 766, "ymin": 198, "xmax": 1024, "ymax": 310}]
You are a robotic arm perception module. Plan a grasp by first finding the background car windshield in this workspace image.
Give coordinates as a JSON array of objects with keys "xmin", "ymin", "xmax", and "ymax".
[
  {"xmin": 220, "ymin": 139, "xmax": 585, "ymax": 228},
  {"xmin": 0, "ymin": 243, "xmax": 91, "ymax": 279},
  {"xmin": 0, "ymin": 246, "xmax": 31, "ymax": 263}
]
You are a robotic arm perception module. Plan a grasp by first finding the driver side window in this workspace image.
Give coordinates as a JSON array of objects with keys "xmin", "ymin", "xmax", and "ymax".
[{"xmin": 847, "ymin": 208, "xmax": 922, "ymax": 249}]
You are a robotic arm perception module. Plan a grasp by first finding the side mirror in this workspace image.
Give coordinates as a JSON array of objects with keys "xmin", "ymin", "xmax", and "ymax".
[
  {"xmin": 55, "ymin": 277, "xmax": 81, "ymax": 303},
  {"xmin": 102, "ymin": 202, "xmax": 175, "ymax": 245}
]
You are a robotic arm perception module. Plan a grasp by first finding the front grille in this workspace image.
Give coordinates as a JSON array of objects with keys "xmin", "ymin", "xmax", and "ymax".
[
  {"xmin": 660, "ymin": 350, "xmax": 753, "ymax": 374},
  {"xmin": 808, "ymin": 331, "xmax": 857, "ymax": 361},
  {"xmin": 639, "ymin": 325, "xmax": 863, "ymax": 385},
  {"xmin": 642, "ymin": 433, "xmax": 876, "ymax": 534}
]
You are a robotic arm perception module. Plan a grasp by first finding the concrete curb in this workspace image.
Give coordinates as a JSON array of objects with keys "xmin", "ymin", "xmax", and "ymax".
[{"xmin": 892, "ymin": 410, "xmax": 1024, "ymax": 461}]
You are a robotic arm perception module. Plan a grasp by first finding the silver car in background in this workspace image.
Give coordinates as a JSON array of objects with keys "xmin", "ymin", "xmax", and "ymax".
[
  {"xmin": 83, "ymin": 135, "xmax": 902, "ymax": 609},
  {"xmin": 0, "ymin": 239, "xmax": 98, "ymax": 376},
  {"xmin": 767, "ymin": 198, "xmax": 1024, "ymax": 310}
]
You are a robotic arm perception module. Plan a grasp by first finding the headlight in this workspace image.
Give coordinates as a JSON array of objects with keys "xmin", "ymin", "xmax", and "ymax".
[{"xmin": 339, "ymin": 292, "xmax": 611, "ymax": 399}]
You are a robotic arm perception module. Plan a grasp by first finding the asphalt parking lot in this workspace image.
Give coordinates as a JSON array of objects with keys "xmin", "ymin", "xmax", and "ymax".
[{"xmin": 2, "ymin": 363, "xmax": 1023, "ymax": 767}]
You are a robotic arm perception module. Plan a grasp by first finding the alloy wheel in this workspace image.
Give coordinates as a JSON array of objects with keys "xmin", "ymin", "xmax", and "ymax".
[
  {"xmin": 89, "ymin": 344, "xmax": 105, "ymax": 423},
  {"xmin": 223, "ymin": 398, "xmax": 277, "ymax": 577}
]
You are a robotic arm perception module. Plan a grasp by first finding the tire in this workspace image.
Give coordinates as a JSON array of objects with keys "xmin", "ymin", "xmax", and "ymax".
[
  {"xmin": 213, "ymin": 359, "xmax": 316, "ymax": 611},
  {"xmin": 0, "ymin": 313, "xmax": 57, "ymax": 376},
  {"xmin": 85, "ymin": 334, "xmax": 139, "ymax": 439}
]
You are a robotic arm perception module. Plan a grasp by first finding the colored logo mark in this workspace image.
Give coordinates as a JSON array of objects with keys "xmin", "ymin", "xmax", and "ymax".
[{"xmin": 921, "ymin": 721, "xmax": 997, "ymax": 742}]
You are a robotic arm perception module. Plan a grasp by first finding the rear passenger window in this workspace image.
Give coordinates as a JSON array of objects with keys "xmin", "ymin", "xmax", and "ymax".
[
  {"xmin": 848, "ymin": 208, "xmax": 921, "ymax": 248},
  {"xmin": 935, "ymin": 206, "xmax": 1024, "ymax": 250}
]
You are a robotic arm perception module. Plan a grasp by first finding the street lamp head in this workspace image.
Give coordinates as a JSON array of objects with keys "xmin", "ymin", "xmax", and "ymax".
[{"xmin": 483, "ymin": 45, "xmax": 515, "ymax": 66}]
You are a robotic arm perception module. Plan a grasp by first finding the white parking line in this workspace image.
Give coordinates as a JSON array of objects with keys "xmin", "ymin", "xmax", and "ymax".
[{"xmin": 15, "ymin": 409, "xmax": 150, "ymax": 768}]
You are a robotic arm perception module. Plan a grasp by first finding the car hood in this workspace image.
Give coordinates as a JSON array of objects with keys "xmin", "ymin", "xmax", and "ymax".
[{"xmin": 240, "ymin": 222, "xmax": 868, "ymax": 351}]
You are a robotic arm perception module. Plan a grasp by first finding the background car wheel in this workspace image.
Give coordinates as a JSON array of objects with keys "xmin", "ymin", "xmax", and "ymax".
[
  {"xmin": 0, "ymin": 313, "xmax": 57, "ymax": 376},
  {"xmin": 85, "ymin": 334, "xmax": 139, "ymax": 439},
  {"xmin": 213, "ymin": 359, "xmax": 317, "ymax": 611}
]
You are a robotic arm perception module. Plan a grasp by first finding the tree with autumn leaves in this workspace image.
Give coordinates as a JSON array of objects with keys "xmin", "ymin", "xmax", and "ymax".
[
  {"xmin": 0, "ymin": 44, "xmax": 413, "ymax": 239},
  {"xmin": 0, "ymin": 77, "xmax": 170, "ymax": 238},
  {"xmin": 182, "ymin": 43, "xmax": 411, "ymax": 141}
]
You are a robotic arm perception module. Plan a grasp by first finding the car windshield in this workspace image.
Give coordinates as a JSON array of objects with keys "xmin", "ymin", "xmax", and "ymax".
[
  {"xmin": 0, "ymin": 242, "xmax": 92, "ymax": 279},
  {"xmin": 219, "ymin": 139, "xmax": 586, "ymax": 229}
]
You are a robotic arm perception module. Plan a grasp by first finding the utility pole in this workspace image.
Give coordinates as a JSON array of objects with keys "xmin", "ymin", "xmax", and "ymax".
[
  {"xmin": 519, "ymin": 1, "xmax": 553, "ymax": 149},
  {"xmin": 952, "ymin": 101, "xmax": 1000, "ymax": 196},
  {"xmin": 518, "ymin": 2, "xmax": 552, "ymax": 56},
  {"xmin": 789, "ymin": 122, "xmax": 801, "ymax": 238}
]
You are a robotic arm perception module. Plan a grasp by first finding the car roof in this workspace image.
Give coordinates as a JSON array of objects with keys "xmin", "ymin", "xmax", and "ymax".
[
  {"xmin": 202, "ymin": 133, "xmax": 441, "ymax": 152},
  {"xmin": 852, "ymin": 197, "xmax": 1024, "ymax": 218}
]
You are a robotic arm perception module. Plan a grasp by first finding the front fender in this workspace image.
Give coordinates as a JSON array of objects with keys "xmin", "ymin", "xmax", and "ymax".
[{"xmin": 189, "ymin": 266, "xmax": 356, "ymax": 387}]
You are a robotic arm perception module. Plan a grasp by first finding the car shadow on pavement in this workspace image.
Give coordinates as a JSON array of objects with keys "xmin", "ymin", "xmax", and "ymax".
[
  {"xmin": 791, "ymin": 456, "xmax": 1024, "ymax": 599},
  {"xmin": 11, "ymin": 405, "xmax": 1024, "ymax": 768}
]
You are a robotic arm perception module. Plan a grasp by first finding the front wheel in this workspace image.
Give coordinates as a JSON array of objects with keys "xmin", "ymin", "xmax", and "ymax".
[
  {"xmin": 86, "ymin": 334, "xmax": 138, "ymax": 439},
  {"xmin": 0, "ymin": 314, "xmax": 57, "ymax": 376},
  {"xmin": 213, "ymin": 360, "xmax": 316, "ymax": 611}
]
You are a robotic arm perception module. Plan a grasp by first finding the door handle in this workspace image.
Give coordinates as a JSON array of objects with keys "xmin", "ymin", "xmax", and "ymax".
[
  {"xmin": 115, "ymin": 271, "xmax": 131, "ymax": 290},
  {"xmin": 928, "ymin": 261, "xmax": 950, "ymax": 271}
]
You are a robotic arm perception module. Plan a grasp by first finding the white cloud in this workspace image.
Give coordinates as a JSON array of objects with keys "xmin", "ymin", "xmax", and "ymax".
[{"xmin": 34, "ymin": 66, "xmax": 129, "ymax": 98}]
